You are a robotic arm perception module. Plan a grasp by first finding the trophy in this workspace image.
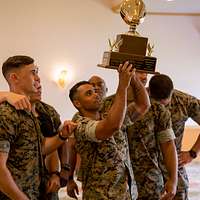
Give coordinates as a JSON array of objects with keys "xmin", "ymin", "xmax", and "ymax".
[{"xmin": 98, "ymin": 0, "xmax": 157, "ymax": 74}]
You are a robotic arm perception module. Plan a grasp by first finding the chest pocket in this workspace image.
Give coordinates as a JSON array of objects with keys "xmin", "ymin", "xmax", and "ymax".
[{"xmin": 15, "ymin": 113, "xmax": 42, "ymax": 151}]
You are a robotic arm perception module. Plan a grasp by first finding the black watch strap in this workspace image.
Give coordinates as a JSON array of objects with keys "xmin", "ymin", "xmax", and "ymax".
[
  {"xmin": 49, "ymin": 171, "xmax": 60, "ymax": 177},
  {"xmin": 61, "ymin": 163, "xmax": 71, "ymax": 171},
  {"xmin": 189, "ymin": 149, "xmax": 197, "ymax": 159}
]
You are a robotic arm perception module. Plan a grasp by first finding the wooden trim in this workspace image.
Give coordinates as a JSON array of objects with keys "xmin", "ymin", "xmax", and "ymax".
[
  {"xmin": 111, "ymin": 3, "xmax": 200, "ymax": 17},
  {"xmin": 147, "ymin": 12, "xmax": 200, "ymax": 16}
]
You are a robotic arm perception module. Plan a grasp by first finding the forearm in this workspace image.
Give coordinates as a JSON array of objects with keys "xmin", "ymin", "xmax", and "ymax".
[
  {"xmin": 0, "ymin": 166, "xmax": 29, "ymax": 200},
  {"xmin": 42, "ymin": 135, "xmax": 65, "ymax": 155},
  {"xmin": 161, "ymin": 141, "xmax": 178, "ymax": 182},
  {"xmin": 66, "ymin": 138, "xmax": 77, "ymax": 178},
  {"xmin": 96, "ymin": 84, "xmax": 127, "ymax": 140},
  {"xmin": 45, "ymin": 151, "xmax": 60, "ymax": 172},
  {"xmin": 130, "ymin": 76, "xmax": 150, "ymax": 114}
]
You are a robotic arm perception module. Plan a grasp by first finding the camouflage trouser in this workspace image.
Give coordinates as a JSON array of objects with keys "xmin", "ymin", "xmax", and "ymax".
[
  {"xmin": 173, "ymin": 167, "xmax": 189, "ymax": 200},
  {"xmin": 39, "ymin": 190, "xmax": 59, "ymax": 200},
  {"xmin": 45, "ymin": 192, "xmax": 59, "ymax": 200},
  {"xmin": 136, "ymin": 193, "xmax": 160, "ymax": 200},
  {"xmin": 173, "ymin": 187, "xmax": 188, "ymax": 200}
]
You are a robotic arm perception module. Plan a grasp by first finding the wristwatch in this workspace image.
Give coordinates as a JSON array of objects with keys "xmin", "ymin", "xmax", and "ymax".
[
  {"xmin": 189, "ymin": 149, "xmax": 197, "ymax": 159},
  {"xmin": 50, "ymin": 171, "xmax": 60, "ymax": 177},
  {"xmin": 61, "ymin": 163, "xmax": 71, "ymax": 171}
]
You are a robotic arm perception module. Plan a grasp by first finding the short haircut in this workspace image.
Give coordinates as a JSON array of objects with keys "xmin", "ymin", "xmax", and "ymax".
[
  {"xmin": 149, "ymin": 74, "xmax": 174, "ymax": 101},
  {"xmin": 2, "ymin": 55, "xmax": 34, "ymax": 79},
  {"xmin": 69, "ymin": 81, "xmax": 91, "ymax": 102}
]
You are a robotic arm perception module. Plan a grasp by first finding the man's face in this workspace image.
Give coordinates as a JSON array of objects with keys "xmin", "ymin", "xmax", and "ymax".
[
  {"xmin": 89, "ymin": 76, "xmax": 107, "ymax": 99},
  {"xmin": 135, "ymin": 71, "xmax": 148, "ymax": 86},
  {"xmin": 30, "ymin": 85, "xmax": 42, "ymax": 103},
  {"xmin": 16, "ymin": 63, "xmax": 41, "ymax": 96},
  {"xmin": 75, "ymin": 84, "xmax": 102, "ymax": 111}
]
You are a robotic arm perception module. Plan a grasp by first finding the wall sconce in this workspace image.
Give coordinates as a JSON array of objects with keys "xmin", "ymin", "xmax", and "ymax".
[{"xmin": 57, "ymin": 70, "xmax": 68, "ymax": 88}]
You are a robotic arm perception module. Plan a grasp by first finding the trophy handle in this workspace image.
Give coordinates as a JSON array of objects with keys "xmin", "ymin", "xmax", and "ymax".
[{"xmin": 147, "ymin": 43, "xmax": 154, "ymax": 56}]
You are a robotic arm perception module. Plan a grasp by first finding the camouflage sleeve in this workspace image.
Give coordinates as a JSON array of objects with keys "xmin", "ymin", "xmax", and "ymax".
[
  {"xmin": 76, "ymin": 118, "xmax": 99, "ymax": 142},
  {"xmin": 157, "ymin": 128, "xmax": 175, "ymax": 143},
  {"xmin": 154, "ymin": 104, "xmax": 175, "ymax": 143},
  {"xmin": 0, "ymin": 105, "xmax": 18, "ymax": 153},
  {"xmin": 187, "ymin": 95, "xmax": 200, "ymax": 125}
]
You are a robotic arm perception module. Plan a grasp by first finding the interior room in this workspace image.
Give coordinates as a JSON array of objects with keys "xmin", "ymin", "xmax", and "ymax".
[{"xmin": 0, "ymin": 0, "xmax": 199, "ymax": 199}]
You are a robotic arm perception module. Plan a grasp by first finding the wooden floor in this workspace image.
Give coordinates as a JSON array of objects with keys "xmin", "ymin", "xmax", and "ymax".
[{"xmin": 187, "ymin": 161, "xmax": 200, "ymax": 200}]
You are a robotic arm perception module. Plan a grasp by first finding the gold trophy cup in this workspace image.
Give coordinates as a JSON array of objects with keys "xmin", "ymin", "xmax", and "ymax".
[{"xmin": 98, "ymin": 0, "xmax": 157, "ymax": 74}]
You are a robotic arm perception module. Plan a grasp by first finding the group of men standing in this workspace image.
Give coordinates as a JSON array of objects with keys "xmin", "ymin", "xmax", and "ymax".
[{"xmin": 0, "ymin": 55, "xmax": 200, "ymax": 200}]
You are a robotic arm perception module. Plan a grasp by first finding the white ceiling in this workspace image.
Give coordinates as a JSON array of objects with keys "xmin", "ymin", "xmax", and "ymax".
[
  {"xmin": 95, "ymin": 0, "xmax": 200, "ymax": 15},
  {"xmin": 144, "ymin": 0, "xmax": 200, "ymax": 14}
]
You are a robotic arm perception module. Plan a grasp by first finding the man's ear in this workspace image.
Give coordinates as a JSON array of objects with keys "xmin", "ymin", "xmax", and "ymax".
[
  {"xmin": 7, "ymin": 72, "xmax": 19, "ymax": 83},
  {"xmin": 105, "ymin": 87, "xmax": 108, "ymax": 93},
  {"xmin": 160, "ymin": 98, "xmax": 170, "ymax": 106},
  {"xmin": 73, "ymin": 99, "xmax": 81, "ymax": 109}
]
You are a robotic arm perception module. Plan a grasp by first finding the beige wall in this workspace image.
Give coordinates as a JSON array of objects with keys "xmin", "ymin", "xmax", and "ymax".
[
  {"xmin": 182, "ymin": 126, "xmax": 200, "ymax": 161},
  {"xmin": 0, "ymin": 0, "xmax": 200, "ymax": 122}
]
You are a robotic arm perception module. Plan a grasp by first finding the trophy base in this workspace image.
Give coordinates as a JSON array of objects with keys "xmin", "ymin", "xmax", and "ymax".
[
  {"xmin": 98, "ymin": 51, "xmax": 157, "ymax": 74},
  {"xmin": 116, "ymin": 34, "xmax": 148, "ymax": 56}
]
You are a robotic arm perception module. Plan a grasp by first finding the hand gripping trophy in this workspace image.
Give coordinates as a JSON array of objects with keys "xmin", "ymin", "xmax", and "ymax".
[{"xmin": 98, "ymin": 0, "xmax": 157, "ymax": 74}]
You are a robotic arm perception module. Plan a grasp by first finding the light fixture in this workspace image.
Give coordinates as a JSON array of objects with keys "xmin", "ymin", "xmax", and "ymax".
[{"xmin": 57, "ymin": 70, "xmax": 68, "ymax": 88}]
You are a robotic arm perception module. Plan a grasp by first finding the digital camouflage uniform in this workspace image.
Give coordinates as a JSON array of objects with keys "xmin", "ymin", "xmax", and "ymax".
[
  {"xmin": 74, "ymin": 94, "xmax": 138, "ymax": 200},
  {"xmin": 164, "ymin": 89, "xmax": 200, "ymax": 200},
  {"xmin": 128, "ymin": 98, "xmax": 175, "ymax": 200},
  {"xmin": 36, "ymin": 101, "xmax": 61, "ymax": 200},
  {"xmin": 0, "ymin": 102, "xmax": 44, "ymax": 200}
]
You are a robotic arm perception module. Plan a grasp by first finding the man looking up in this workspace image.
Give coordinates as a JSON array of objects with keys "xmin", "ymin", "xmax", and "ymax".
[
  {"xmin": 0, "ymin": 55, "xmax": 76, "ymax": 200},
  {"xmin": 69, "ymin": 62, "xmax": 150, "ymax": 200}
]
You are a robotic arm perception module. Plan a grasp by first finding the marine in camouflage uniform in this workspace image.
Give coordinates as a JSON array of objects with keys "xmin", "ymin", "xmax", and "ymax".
[
  {"xmin": 74, "ymin": 94, "xmax": 138, "ymax": 200},
  {"xmin": 128, "ymin": 98, "xmax": 175, "ymax": 200},
  {"xmin": 36, "ymin": 101, "xmax": 61, "ymax": 200},
  {"xmin": 0, "ymin": 100, "xmax": 61, "ymax": 200},
  {"xmin": 163, "ymin": 89, "xmax": 200, "ymax": 200},
  {"xmin": 0, "ymin": 101, "xmax": 44, "ymax": 200}
]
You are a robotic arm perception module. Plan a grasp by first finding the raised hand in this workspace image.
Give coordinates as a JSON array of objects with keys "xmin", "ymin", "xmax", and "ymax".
[
  {"xmin": 59, "ymin": 121, "xmax": 77, "ymax": 139},
  {"xmin": 118, "ymin": 61, "xmax": 135, "ymax": 89}
]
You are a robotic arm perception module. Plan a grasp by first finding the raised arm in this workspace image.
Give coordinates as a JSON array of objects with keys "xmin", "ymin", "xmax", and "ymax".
[
  {"xmin": 95, "ymin": 62, "xmax": 134, "ymax": 140},
  {"xmin": 0, "ymin": 152, "xmax": 30, "ymax": 200},
  {"xmin": 127, "ymin": 75, "xmax": 150, "ymax": 122}
]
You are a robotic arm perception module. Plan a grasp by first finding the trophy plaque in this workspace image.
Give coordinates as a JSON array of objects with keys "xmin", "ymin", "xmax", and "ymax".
[{"xmin": 98, "ymin": 0, "xmax": 157, "ymax": 74}]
